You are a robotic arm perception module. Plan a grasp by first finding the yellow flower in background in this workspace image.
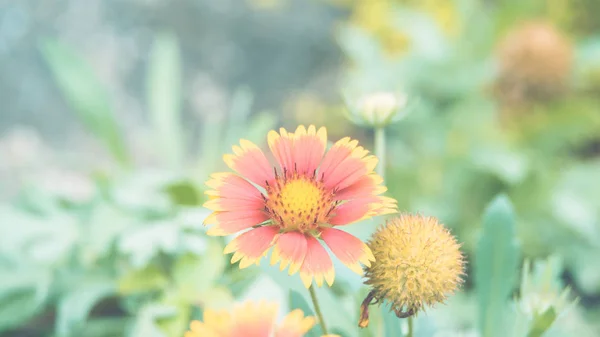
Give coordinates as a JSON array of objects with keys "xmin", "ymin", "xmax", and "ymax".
[
  {"xmin": 350, "ymin": 0, "xmax": 410, "ymax": 56},
  {"xmin": 359, "ymin": 214, "xmax": 464, "ymax": 326},
  {"xmin": 339, "ymin": 0, "xmax": 460, "ymax": 56},
  {"xmin": 416, "ymin": 0, "xmax": 460, "ymax": 36},
  {"xmin": 184, "ymin": 301, "xmax": 338, "ymax": 337}
]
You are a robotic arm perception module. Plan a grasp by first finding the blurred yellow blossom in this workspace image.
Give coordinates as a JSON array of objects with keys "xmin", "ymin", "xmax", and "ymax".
[
  {"xmin": 336, "ymin": 0, "xmax": 460, "ymax": 56},
  {"xmin": 185, "ymin": 301, "xmax": 336, "ymax": 337}
]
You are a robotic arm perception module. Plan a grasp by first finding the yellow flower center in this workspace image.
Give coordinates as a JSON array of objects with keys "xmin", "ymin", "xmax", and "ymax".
[
  {"xmin": 265, "ymin": 175, "xmax": 335, "ymax": 233},
  {"xmin": 280, "ymin": 180, "xmax": 322, "ymax": 215}
]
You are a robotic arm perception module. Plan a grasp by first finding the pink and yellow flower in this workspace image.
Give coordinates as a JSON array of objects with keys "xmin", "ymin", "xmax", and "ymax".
[
  {"xmin": 204, "ymin": 125, "xmax": 397, "ymax": 287},
  {"xmin": 184, "ymin": 301, "xmax": 338, "ymax": 337}
]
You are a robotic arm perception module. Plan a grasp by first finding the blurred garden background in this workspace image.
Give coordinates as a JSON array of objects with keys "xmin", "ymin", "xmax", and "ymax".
[{"xmin": 1, "ymin": 0, "xmax": 600, "ymax": 336}]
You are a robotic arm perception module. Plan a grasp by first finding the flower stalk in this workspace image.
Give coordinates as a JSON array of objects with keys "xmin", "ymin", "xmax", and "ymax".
[
  {"xmin": 309, "ymin": 285, "xmax": 329, "ymax": 335},
  {"xmin": 374, "ymin": 127, "xmax": 386, "ymax": 179}
]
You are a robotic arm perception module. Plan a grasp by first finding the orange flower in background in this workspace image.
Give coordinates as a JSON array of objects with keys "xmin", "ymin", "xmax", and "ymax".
[
  {"xmin": 184, "ymin": 301, "xmax": 339, "ymax": 337},
  {"xmin": 204, "ymin": 125, "xmax": 397, "ymax": 287}
]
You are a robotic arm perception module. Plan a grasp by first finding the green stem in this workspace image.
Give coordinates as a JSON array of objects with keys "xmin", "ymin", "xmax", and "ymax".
[
  {"xmin": 308, "ymin": 285, "xmax": 329, "ymax": 335},
  {"xmin": 374, "ymin": 126, "xmax": 389, "ymax": 337},
  {"xmin": 407, "ymin": 316, "xmax": 414, "ymax": 337},
  {"xmin": 374, "ymin": 127, "xmax": 386, "ymax": 179}
]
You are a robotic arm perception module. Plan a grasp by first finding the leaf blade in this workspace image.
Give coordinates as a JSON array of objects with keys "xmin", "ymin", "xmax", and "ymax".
[
  {"xmin": 476, "ymin": 194, "xmax": 520, "ymax": 337},
  {"xmin": 147, "ymin": 32, "xmax": 184, "ymax": 168},
  {"xmin": 39, "ymin": 37, "xmax": 129, "ymax": 165}
]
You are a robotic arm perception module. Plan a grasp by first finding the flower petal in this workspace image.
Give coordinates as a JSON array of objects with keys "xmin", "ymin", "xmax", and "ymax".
[
  {"xmin": 319, "ymin": 138, "xmax": 378, "ymax": 191},
  {"xmin": 270, "ymin": 232, "xmax": 308, "ymax": 275},
  {"xmin": 205, "ymin": 172, "xmax": 264, "ymax": 201},
  {"xmin": 299, "ymin": 237, "xmax": 334, "ymax": 288},
  {"xmin": 371, "ymin": 196, "xmax": 398, "ymax": 216},
  {"xmin": 200, "ymin": 310, "xmax": 232, "ymax": 336},
  {"xmin": 223, "ymin": 139, "xmax": 274, "ymax": 188},
  {"xmin": 320, "ymin": 228, "xmax": 375, "ymax": 274},
  {"xmin": 274, "ymin": 309, "xmax": 316, "ymax": 337},
  {"xmin": 185, "ymin": 321, "xmax": 221, "ymax": 337},
  {"xmin": 203, "ymin": 197, "xmax": 265, "ymax": 212},
  {"xmin": 268, "ymin": 128, "xmax": 295, "ymax": 175},
  {"xmin": 224, "ymin": 226, "xmax": 279, "ymax": 269},
  {"xmin": 328, "ymin": 197, "xmax": 379, "ymax": 226},
  {"xmin": 324, "ymin": 154, "xmax": 377, "ymax": 191},
  {"xmin": 318, "ymin": 137, "xmax": 355, "ymax": 179},
  {"xmin": 204, "ymin": 210, "xmax": 269, "ymax": 236},
  {"xmin": 292, "ymin": 125, "xmax": 327, "ymax": 175},
  {"xmin": 230, "ymin": 301, "xmax": 278, "ymax": 337},
  {"xmin": 334, "ymin": 173, "xmax": 386, "ymax": 201}
]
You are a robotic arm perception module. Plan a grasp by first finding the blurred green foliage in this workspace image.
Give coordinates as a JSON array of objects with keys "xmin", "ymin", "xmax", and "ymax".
[
  {"xmin": 2, "ymin": 0, "xmax": 600, "ymax": 336},
  {"xmin": 476, "ymin": 196, "xmax": 520, "ymax": 337}
]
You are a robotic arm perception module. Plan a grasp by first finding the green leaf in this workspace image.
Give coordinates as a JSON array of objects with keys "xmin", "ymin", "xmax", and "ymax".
[
  {"xmin": 471, "ymin": 147, "xmax": 529, "ymax": 185},
  {"xmin": 39, "ymin": 37, "xmax": 129, "ymax": 165},
  {"xmin": 77, "ymin": 317, "xmax": 129, "ymax": 337},
  {"xmin": 173, "ymin": 240, "xmax": 224, "ymax": 298},
  {"xmin": 226, "ymin": 267, "xmax": 259, "ymax": 297},
  {"xmin": 129, "ymin": 304, "xmax": 176, "ymax": 337},
  {"xmin": 198, "ymin": 117, "xmax": 226, "ymax": 179},
  {"xmin": 0, "ymin": 205, "xmax": 78, "ymax": 265},
  {"xmin": 476, "ymin": 195, "xmax": 521, "ymax": 337},
  {"xmin": 118, "ymin": 221, "xmax": 179, "ymax": 268},
  {"xmin": 195, "ymin": 286, "xmax": 234, "ymax": 309},
  {"xmin": 147, "ymin": 32, "xmax": 184, "ymax": 168},
  {"xmin": 56, "ymin": 281, "xmax": 115, "ymax": 337},
  {"xmin": 110, "ymin": 171, "xmax": 175, "ymax": 216},
  {"xmin": 83, "ymin": 203, "xmax": 135, "ymax": 264},
  {"xmin": 118, "ymin": 265, "xmax": 169, "ymax": 294},
  {"xmin": 289, "ymin": 290, "xmax": 319, "ymax": 337},
  {"xmin": 224, "ymin": 87, "xmax": 254, "ymax": 144},
  {"xmin": 163, "ymin": 181, "xmax": 200, "ymax": 206},
  {"xmin": 527, "ymin": 308, "xmax": 557, "ymax": 337},
  {"xmin": 157, "ymin": 303, "xmax": 189, "ymax": 337},
  {"xmin": 0, "ymin": 270, "xmax": 50, "ymax": 332}
]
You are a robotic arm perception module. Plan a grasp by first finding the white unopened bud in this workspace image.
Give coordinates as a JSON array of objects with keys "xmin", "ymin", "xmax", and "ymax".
[{"xmin": 345, "ymin": 91, "xmax": 411, "ymax": 128}]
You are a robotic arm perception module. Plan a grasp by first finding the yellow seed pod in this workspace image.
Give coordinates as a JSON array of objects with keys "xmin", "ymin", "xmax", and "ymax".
[{"xmin": 359, "ymin": 214, "xmax": 464, "ymax": 326}]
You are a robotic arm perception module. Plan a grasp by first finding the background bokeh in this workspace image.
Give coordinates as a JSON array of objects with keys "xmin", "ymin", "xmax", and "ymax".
[{"xmin": 1, "ymin": 0, "xmax": 600, "ymax": 336}]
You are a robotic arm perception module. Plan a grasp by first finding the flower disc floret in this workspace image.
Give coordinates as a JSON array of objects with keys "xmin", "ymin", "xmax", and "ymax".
[{"xmin": 265, "ymin": 174, "xmax": 335, "ymax": 233}]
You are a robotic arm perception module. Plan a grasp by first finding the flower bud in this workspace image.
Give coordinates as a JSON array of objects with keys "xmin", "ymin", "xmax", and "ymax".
[
  {"xmin": 515, "ymin": 257, "xmax": 577, "ymax": 336},
  {"xmin": 344, "ymin": 91, "xmax": 410, "ymax": 128}
]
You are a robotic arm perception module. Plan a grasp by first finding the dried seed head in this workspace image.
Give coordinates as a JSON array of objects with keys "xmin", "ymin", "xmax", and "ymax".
[
  {"xmin": 359, "ymin": 214, "xmax": 465, "ymax": 326},
  {"xmin": 495, "ymin": 21, "xmax": 573, "ymax": 105}
]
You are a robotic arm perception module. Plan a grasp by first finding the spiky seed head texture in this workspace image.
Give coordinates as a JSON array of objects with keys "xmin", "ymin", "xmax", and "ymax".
[{"xmin": 364, "ymin": 214, "xmax": 465, "ymax": 315}]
